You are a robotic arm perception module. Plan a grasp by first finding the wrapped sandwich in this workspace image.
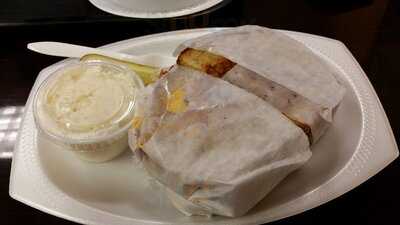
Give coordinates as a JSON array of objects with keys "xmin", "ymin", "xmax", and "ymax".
[{"xmin": 129, "ymin": 25, "xmax": 345, "ymax": 217}]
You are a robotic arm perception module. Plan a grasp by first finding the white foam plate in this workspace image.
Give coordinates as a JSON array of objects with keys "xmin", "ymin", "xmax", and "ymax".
[
  {"xmin": 9, "ymin": 28, "xmax": 398, "ymax": 225},
  {"xmin": 88, "ymin": 0, "xmax": 224, "ymax": 18}
]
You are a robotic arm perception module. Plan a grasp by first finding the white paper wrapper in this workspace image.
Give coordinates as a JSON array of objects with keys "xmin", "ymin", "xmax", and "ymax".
[
  {"xmin": 174, "ymin": 25, "xmax": 346, "ymax": 143},
  {"xmin": 129, "ymin": 66, "xmax": 311, "ymax": 217},
  {"xmin": 174, "ymin": 25, "xmax": 345, "ymax": 111},
  {"xmin": 129, "ymin": 26, "xmax": 346, "ymax": 217}
]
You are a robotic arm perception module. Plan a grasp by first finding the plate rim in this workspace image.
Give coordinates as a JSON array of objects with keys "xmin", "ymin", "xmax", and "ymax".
[
  {"xmin": 9, "ymin": 27, "xmax": 399, "ymax": 225},
  {"xmin": 88, "ymin": 0, "xmax": 224, "ymax": 18}
]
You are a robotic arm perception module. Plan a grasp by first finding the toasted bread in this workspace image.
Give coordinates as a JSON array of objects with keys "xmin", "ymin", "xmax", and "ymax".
[
  {"xmin": 177, "ymin": 48, "xmax": 236, "ymax": 78},
  {"xmin": 177, "ymin": 48, "xmax": 314, "ymax": 144}
]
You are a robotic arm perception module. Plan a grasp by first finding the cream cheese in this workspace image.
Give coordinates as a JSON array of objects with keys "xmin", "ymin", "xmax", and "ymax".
[{"xmin": 34, "ymin": 62, "xmax": 143, "ymax": 162}]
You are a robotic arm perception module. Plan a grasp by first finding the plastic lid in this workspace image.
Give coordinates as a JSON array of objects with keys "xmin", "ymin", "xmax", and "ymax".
[{"xmin": 33, "ymin": 61, "xmax": 144, "ymax": 144}]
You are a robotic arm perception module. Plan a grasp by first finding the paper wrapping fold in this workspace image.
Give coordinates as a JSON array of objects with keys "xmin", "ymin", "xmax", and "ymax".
[
  {"xmin": 128, "ymin": 26, "xmax": 346, "ymax": 217},
  {"xmin": 174, "ymin": 25, "xmax": 346, "ymax": 143},
  {"xmin": 129, "ymin": 66, "xmax": 311, "ymax": 217}
]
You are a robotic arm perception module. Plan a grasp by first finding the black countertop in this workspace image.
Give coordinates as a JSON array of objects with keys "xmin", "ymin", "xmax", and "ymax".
[{"xmin": 1, "ymin": 0, "xmax": 399, "ymax": 224}]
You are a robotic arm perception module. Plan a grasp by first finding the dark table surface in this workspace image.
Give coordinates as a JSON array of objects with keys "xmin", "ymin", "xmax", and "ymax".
[{"xmin": 1, "ymin": 0, "xmax": 399, "ymax": 224}]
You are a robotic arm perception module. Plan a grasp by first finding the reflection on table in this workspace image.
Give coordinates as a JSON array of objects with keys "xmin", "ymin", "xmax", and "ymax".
[{"xmin": 0, "ymin": 106, "xmax": 24, "ymax": 159}]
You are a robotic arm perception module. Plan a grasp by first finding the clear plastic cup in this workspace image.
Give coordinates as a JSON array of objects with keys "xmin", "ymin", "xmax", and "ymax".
[{"xmin": 33, "ymin": 61, "xmax": 144, "ymax": 162}]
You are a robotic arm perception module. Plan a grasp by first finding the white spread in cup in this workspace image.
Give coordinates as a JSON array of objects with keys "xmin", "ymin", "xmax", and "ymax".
[{"xmin": 34, "ymin": 61, "xmax": 143, "ymax": 162}]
